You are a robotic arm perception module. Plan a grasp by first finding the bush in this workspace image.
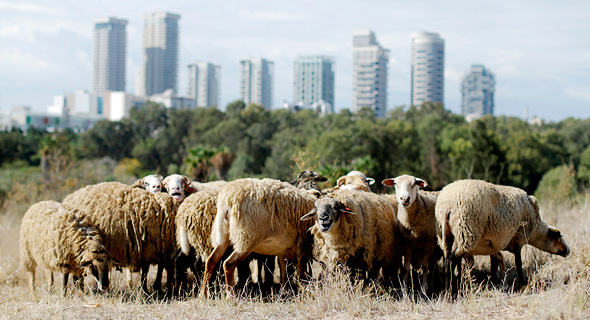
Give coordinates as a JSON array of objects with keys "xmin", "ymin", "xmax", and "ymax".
[{"xmin": 534, "ymin": 164, "xmax": 577, "ymax": 205}]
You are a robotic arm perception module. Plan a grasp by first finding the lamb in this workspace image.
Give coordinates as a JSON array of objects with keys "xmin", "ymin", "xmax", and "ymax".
[
  {"xmin": 435, "ymin": 179, "xmax": 570, "ymax": 289},
  {"xmin": 382, "ymin": 175, "xmax": 439, "ymax": 292},
  {"xmin": 61, "ymin": 181, "xmax": 178, "ymax": 292},
  {"xmin": 131, "ymin": 174, "xmax": 163, "ymax": 193},
  {"xmin": 20, "ymin": 200, "xmax": 115, "ymax": 295},
  {"xmin": 300, "ymin": 190, "xmax": 399, "ymax": 285},
  {"xmin": 200, "ymin": 178, "xmax": 318, "ymax": 298},
  {"xmin": 163, "ymin": 174, "xmax": 197, "ymax": 203}
]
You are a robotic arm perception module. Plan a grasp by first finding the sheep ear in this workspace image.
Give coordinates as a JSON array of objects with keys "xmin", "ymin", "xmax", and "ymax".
[
  {"xmin": 336, "ymin": 176, "xmax": 347, "ymax": 187},
  {"xmin": 79, "ymin": 261, "xmax": 93, "ymax": 268},
  {"xmin": 415, "ymin": 178, "xmax": 428, "ymax": 190},
  {"xmin": 528, "ymin": 195, "xmax": 539, "ymax": 212},
  {"xmin": 111, "ymin": 258, "xmax": 122, "ymax": 266},
  {"xmin": 340, "ymin": 206, "xmax": 357, "ymax": 215},
  {"xmin": 300, "ymin": 208, "xmax": 317, "ymax": 221},
  {"xmin": 365, "ymin": 177, "xmax": 375, "ymax": 185},
  {"xmin": 318, "ymin": 176, "xmax": 328, "ymax": 182},
  {"xmin": 547, "ymin": 227, "xmax": 562, "ymax": 238},
  {"xmin": 297, "ymin": 171, "xmax": 306, "ymax": 181},
  {"xmin": 131, "ymin": 178, "xmax": 144, "ymax": 189},
  {"xmin": 382, "ymin": 178, "xmax": 395, "ymax": 187},
  {"xmin": 156, "ymin": 174, "xmax": 163, "ymax": 180}
]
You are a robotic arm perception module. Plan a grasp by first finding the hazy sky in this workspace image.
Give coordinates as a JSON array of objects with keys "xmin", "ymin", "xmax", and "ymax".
[{"xmin": 1, "ymin": 0, "xmax": 589, "ymax": 122}]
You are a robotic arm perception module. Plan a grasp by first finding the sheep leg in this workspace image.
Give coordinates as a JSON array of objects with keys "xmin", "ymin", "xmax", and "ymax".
[
  {"xmin": 125, "ymin": 268, "xmax": 133, "ymax": 288},
  {"xmin": 153, "ymin": 264, "xmax": 163, "ymax": 292},
  {"xmin": 513, "ymin": 246, "xmax": 526, "ymax": 287},
  {"xmin": 223, "ymin": 250, "xmax": 252, "ymax": 299},
  {"xmin": 73, "ymin": 274, "xmax": 84, "ymax": 292},
  {"xmin": 278, "ymin": 255, "xmax": 287, "ymax": 287},
  {"xmin": 140, "ymin": 264, "xmax": 150, "ymax": 293},
  {"xmin": 46, "ymin": 270, "xmax": 54, "ymax": 291},
  {"xmin": 200, "ymin": 242, "xmax": 229, "ymax": 299},
  {"xmin": 27, "ymin": 269, "xmax": 36, "ymax": 292},
  {"xmin": 490, "ymin": 254, "xmax": 500, "ymax": 284},
  {"xmin": 61, "ymin": 271, "xmax": 69, "ymax": 296}
]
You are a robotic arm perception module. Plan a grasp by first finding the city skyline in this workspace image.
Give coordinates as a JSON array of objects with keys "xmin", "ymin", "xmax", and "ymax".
[{"xmin": 0, "ymin": 1, "xmax": 589, "ymax": 122}]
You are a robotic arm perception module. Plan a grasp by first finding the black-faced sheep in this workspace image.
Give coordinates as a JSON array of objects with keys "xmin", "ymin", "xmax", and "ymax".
[
  {"xmin": 61, "ymin": 182, "xmax": 178, "ymax": 292},
  {"xmin": 382, "ymin": 175, "xmax": 440, "ymax": 291},
  {"xmin": 300, "ymin": 190, "xmax": 399, "ymax": 285},
  {"xmin": 291, "ymin": 170, "xmax": 327, "ymax": 192},
  {"xmin": 200, "ymin": 178, "xmax": 317, "ymax": 298},
  {"xmin": 435, "ymin": 179, "xmax": 570, "ymax": 289},
  {"xmin": 20, "ymin": 200, "xmax": 115, "ymax": 295}
]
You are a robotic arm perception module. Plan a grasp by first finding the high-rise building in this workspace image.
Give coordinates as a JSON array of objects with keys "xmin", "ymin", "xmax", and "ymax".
[
  {"xmin": 142, "ymin": 12, "xmax": 180, "ymax": 96},
  {"xmin": 240, "ymin": 58, "xmax": 274, "ymax": 110},
  {"xmin": 187, "ymin": 62, "xmax": 221, "ymax": 108},
  {"xmin": 293, "ymin": 56, "xmax": 335, "ymax": 111},
  {"xmin": 352, "ymin": 29, "xmax": 389, "ymax": 118},
  {"xmin": 461, "ymin": 64, "xmax": 495, "ymax": 119},
  {"xmin": 410, "ymin": 31, "xmax": 445, "ymax": 107},
  {"xmin": 93, "ymin": 17, "xmax": 128, "ymax": 97}
]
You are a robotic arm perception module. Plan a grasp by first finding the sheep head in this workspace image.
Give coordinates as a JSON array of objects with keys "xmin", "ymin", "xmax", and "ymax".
[
  {"xmin": 162, "ymin": 174, "xmax": 196, "ymax": 203},
  {"xmin": 382, "ymin": 174, "xmax": 428, "ymax": 207},
  {"xmin": 138, "ymin": 174, "xmax": 163, "ymax": 193},
  {"xmin": 294, "ymin": 170, "xmax": 327, "ymax": 191},
  {"xmin": 80, "ymin": 241, "xmax": 119, "ymax": 292},
  {"xmin": 301, "ymin": 197, "xmax": 356, "ymax": 232}
]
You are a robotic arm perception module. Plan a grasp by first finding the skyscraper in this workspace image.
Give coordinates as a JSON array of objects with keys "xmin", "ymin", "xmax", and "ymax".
[
  {"xmin": 187, "ymin": 62, "xmax": 221, "ymax": 108},
  {"xmin": 142, "ymin": 12, "xmax": 180, "ymax": 97},
  {"xmin": 461, "ymin": 64, "xmax": 495, "ymax": 119},
  {"xmin": 352, "ymin": 29, "xmax": 389, "ymax": 118},
  {"xmin": 240, "ymin": 58, "xmax": 274, "ymax": 110},
  {"xmin": 93, "ymin": 17, "xmax": 127, "ymax": 97},
  {"xmin": 410, "ymin": 31, "xmax": 445, "ymax": 107},
  {"xmin": 293, "ymin": 56, "xmax": 335, "ymax": 110}
]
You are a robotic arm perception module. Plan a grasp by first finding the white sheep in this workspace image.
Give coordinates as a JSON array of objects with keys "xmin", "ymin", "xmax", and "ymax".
[
  {"xmin": 61, "ymin": 181, "xmax": 178, "ymax": 292},
  {"xmin": 300, "ymin": 190, "xmax": 399, "ymax": 284},
  {"xmin": 163, "ymin": 174, "xmax": 197, "ymax": 203},
  {"xmin": 382, "ymin": 175, "xmax": 439, "ymax": 292},
  {"xmin": 435, "ymin": 179, "xmax": 571, "ymax": 288},
  {"xmin": 200, "ymin": 178, "xmax": 318, "ymax": 298},
  {"xmin": 131, "ymin": 174, "xmax": 164, "ymax": 193},
  {"xmin": 20, "ymin": 200, "xmax": 115, "ymax": 295}
]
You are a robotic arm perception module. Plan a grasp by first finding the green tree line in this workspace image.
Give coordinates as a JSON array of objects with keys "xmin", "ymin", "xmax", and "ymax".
[{"xmin": 2, "ymin": 100, "xmax": 590, "ymax": 197}]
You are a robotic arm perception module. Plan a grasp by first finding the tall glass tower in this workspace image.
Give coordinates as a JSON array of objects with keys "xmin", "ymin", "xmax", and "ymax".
[
  {"xmin": 93, "ymin": 17, "xmax": 127, "ymax": 97},
  {"xmin": 187, "ymin": 62, "xmax": 221, "ymax": 108},
  {"xmin": 142, "ymin": 12, "xmax": 180, "ymax": 96},
  {"xmin": 293, "ymin": 56, "xmax": 335, "ymax": 110},
  {"xmin": 352, "ymin": 29, "xmax": 389, "ymax": 118},
  {"xmin": 240, "ymin": 58, "xmax": 274, "ymax": 110},
  {"xmin": 461, "ymin": 64, "xmax": 495, "ymax": 119},
  {"xmin": 410, "ymin": 31, "xmax": 445, "ymax": 107}
]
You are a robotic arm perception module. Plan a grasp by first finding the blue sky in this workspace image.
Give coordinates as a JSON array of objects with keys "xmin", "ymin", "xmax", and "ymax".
[{"xmin": 0, "ymin": 0, "xmax": 589, "ymax": 122}]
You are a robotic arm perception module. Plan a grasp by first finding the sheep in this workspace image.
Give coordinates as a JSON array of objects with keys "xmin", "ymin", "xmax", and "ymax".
[
  {"xmin": 174, "ymin": 182, "xmax": 227, "ymax": 292},
  {"xmin": 291, "ymin": 170, "xmax": 327, "ymax": 192},
  {"xmin": 131, "ymin": 174, "xmax": 163, "ymax": 193},
  {"xmin": 163, "ymin": 174, "xmax": 197, "ymax": 203},
  {"xmin": 61, "ymin": 181, "xmax": 178, "ymax": 293},
  {"xmin": 435, "ymin": 179, "xmax": 570, "ymax": 289},
  {"xmin": 300, "ymin": 190, "xmax": 399, "ymax": 285},
  {"xmin": 200, "ymin": 178, "xmax": 318, "ymax": 298},
  {"xmin": 20, "ymin": 200, "xmax": 115, "ymax": 295},
  {"xmin": 382, "ymin": 175, "xmax": 440, "ymax": 292}
]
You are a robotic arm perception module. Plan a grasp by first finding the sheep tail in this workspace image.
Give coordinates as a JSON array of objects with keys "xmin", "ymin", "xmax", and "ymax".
[
  {"xmin": 178, "ymin": 224, "xmax": 190, "ymax": 255},
  {"xmin": 212, "ymin": 200, "xmax": 230, "ymax": 248}
]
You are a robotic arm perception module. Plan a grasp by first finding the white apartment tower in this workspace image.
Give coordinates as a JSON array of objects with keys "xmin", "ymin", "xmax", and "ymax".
[
  {"xmin": 142, "ymin": 12, "xmax": 180, "ymax": 96},
  {"xmin": 240, "ymin": 58, "xmax": 274, "ymax": 110},
  {"xmin": 352, "ymin": 29, "xmax": 389, "ymax": 118},
  {"xmin": 293, "ymin": 56, "xmax": 335, "ymax": 111},
  {"xmin": 461, "ymin": 64, "xmax": 495, "ymax": 119},
  {"xmin": 187, "ymin": 62, "xmax": 221, "ymax": 108},
  {"xmin": 410, "ymin": 31, "xmax": 445, "ymax": 107},
  {"xmin": 93, "ymin": 17, "xmax": 128, "ymax": 97}
]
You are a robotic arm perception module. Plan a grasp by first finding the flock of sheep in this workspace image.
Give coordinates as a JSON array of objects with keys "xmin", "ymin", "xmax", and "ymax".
[{"xmin": 19, "ymin": 169, "xmax": 571, "ymax": 299}]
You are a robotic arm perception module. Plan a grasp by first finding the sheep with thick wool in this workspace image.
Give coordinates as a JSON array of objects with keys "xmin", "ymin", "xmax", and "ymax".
[
  {"xmin": 435, "ymin": 179, "xmax": 570, "ymax": 288},
  {"xmin": 20, "ymin": 200, "xmax": 114, "ymax": 295},
  {"xmin": 200, "ymin": 178, "xmax": 317, "ymax": 298},
  {"xmin": 61, "ymin": 181, "xmax": 178, "ymax": 292},
  {"xmin": 382, "ymin": 175, "xmax": 440, "ymax": 291},
  {"xmin": 301, "ymin": 190, "xmax": 400, "ymax": 284}
]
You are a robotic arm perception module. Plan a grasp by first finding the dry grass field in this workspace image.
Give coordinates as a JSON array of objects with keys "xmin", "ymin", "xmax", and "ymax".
[{"xmin": 1, "ymin": 178, "xmax": 589, "ymax": 319}]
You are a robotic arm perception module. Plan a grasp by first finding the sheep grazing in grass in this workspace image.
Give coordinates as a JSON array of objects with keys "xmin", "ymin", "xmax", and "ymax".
[
  {"xmin": 163, "ymin": 174, "xmax": 197, "ymax": 203},
  {"xmin": 435, "ymin": 179, "xmax": 570, "ymax": 290},
  {"xmin": 382, "ymin": 175, "xmax": 440, "ymax": 292},
  {"xmin": 300, "ymin": 190, "xmax": 399, "ymax": 285},
  {"xmin": 61, "ymin": 182, "xmax": 178, "ymax": 293},
  {"xmin": 131, "ymin": 174, "xmax": 164, "ymax": 193},
  {"xmin": 200, "ymin": 178, "xmax": 317, "ymax": 298},
  {"xmin": 20, "ymin": 200, "xmax": 115, "ymax": 295}
]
